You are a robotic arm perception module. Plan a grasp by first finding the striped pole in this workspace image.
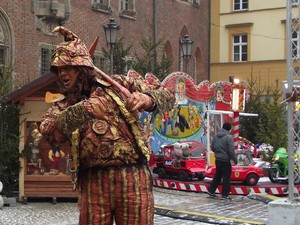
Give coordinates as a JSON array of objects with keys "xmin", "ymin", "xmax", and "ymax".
[{"xmin": 232, "ymin": 111, "xmax": 240, "ymax": 151}]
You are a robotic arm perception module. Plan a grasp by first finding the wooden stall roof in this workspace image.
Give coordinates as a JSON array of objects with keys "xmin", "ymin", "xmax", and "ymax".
[{"xmin": 2, "ymin": 73, "xmax": 59, "ymax": 104}]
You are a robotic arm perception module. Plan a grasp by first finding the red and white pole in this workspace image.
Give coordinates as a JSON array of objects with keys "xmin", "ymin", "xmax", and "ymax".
[{"xmin": 232, "ymin": 111, "xmax": 240, "ymax": 151}]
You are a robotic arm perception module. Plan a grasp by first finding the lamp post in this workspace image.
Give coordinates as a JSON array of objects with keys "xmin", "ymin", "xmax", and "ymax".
[
  {"xmin": 230, "ymin": 76, "xmax": 246, "ymax": 152},
  {"xmin": 180, "ymin": 34, "xmax": 193, "ymax": 73},
  {"xmin": 231, "ymin": 78, "xmax": 241, "ymax": 152},
  {"xmin": 103, "ymin": 17, "xmax": 120, "ymax": 75}
]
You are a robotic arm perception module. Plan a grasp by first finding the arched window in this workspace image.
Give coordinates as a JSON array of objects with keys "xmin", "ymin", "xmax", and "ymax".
[
  {"xmin": 194, "ymin": 47, "xmax": 203, "ymax": 83},
  {"xmin": 0, "ymin": 9, "xmax": 14, "ymax": 80},
  {"xmin": 164, "ymin": 41, "xmax": 174, "ymax": 73}
]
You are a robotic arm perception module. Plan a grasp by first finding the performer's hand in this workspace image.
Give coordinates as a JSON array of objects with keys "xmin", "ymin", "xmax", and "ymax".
[{"xmin": 126, "ymin": 92, "xmax": 155, "ymax": 112}]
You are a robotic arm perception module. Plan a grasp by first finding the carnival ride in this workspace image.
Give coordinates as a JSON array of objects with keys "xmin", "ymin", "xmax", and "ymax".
[
  {"xmin": 139, "ymin": 70, "xmax": 300, "ymax": 196},
  {"xmin": 205, "ymin": 151, "xmax": 266, "ymax": 186},
  {"xmin": 152, "ymin": 140, "xmax": 267, "ymax": 186},
  {"xmin": 152, "ymin": 141, "xmax": 206, "ymax": 181},
  {"xmin": 151, "ymin": 140, "xmax": 300, "ymax": 196},
  {"xmin": 268, "ymin": 147, "xmax": 300, "ymax": 185}
]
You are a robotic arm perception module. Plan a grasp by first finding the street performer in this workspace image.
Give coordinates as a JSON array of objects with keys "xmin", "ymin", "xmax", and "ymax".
[{"xmin": 39, "ymin": 26, "xmax": 175, "ymax": 225}]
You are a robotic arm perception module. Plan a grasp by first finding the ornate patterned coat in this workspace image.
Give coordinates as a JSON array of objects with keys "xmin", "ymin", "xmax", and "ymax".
[{"xmin": 40, "ymin": 74, "xmax": 175, "ymax": 170}]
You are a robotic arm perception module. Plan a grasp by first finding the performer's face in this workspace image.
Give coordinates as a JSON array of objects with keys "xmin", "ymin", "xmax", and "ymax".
[{"xmin": 58, "ymin": 66, "xmax": 80, "ymax": 90}]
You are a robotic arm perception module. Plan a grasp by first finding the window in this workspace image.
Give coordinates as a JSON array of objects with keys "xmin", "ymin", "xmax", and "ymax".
[
  {"xmin": 97, "ymin": 0, "xmax": 108, "ymax": 3},
  {"xmin": 0, "ymin": 18, "xmax": 13, "ymax": 81},
  {"xmin": 92, "ymin": 0, "xmax": 111, "ymax": 12},
  {"xmin": 292, "ymin": 0, "xmax": 299, "ymax": 6},
  {"xmin": 0, "ymin": 27, "xmax": 9, "ymax": 67},
  {"xmin": 233, "ymin": 0, "xmax": 248, "ymax": 11},
  {"xmin": 192, "ymin": 0, "xmax": 200, "ymax": 5},
  {"xmin": 0, "ymin": 45, "xmax": 5, "ymax": 65},
  {"xmin": 233, "ymin": 35, "xmax": 248, "ymax": 62},
  {"xmin": 25, "ymin": 121, "xmax": 72, "ymax": 176},
  {"xmin": 120, "ymin": 0, "xmax": 136, "ymax": 18},
  {"xmin": 292, "ymin": 29, "xmax": 300, "ymax": 59},
  {"xmin": 39, "ymin": 44, "xmax": 54, "ymax": 76},
  {"xmin": 124, "ymin": 0, "xmax": 130, "ymax": 10},
  {"xmin": 180, "ymin": 0, "xmax": 200, "ymax": 4},
  {"xmin": 0, "ymin": 43, "xmax": 9, "ymax": 80}
]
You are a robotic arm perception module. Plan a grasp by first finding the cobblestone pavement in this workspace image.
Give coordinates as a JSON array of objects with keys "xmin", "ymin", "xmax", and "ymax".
[
  {"xmin": 0, "ymin": 187, "xmax": 271, "ymax": 225},
  {"xmin": 153, "ymin": 187, "xmax": 270, "ymax": 225}
]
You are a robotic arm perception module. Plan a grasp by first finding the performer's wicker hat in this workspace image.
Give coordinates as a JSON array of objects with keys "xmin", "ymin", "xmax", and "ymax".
[{"xmin": 51, "ymin": 26, "xmax": 94, "ymax": 72}]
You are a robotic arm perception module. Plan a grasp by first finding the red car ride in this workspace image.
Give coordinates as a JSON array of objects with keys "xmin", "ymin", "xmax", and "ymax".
[
  {"xmin": 150, "ymin": 140, "xmax": 207, "ymax": 166},
  {"xmin": 152, "ymin": 141, "xmax": 207, "ymax": 181},
  {"xmin": 205, "ymin": 150, "xmax": 266, "ymax": 186}
]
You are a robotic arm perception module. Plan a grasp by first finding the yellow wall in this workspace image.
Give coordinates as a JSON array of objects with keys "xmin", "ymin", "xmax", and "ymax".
[
  {"xmin": 210, "ymin": 0, "xmax": 220, "ymax": 63},
  {"xmin": 219, "ymin": 9, "xmax": 286, "ymax": 62},
  {"xmin": 211, "ymin": 0, "xmax": 292, "ymax": 88},
  {"xmin": 210, "ymin": 60, "xmax": 287, "ymax": 87}
]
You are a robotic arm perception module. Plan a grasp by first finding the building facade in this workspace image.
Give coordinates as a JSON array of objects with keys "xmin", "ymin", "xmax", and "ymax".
[
  {"xmin": 0, "ymin": 0, "xmax": 210, "ymax": 89},
  {"xmin": 210, "ymin": 0, "xmax": 298, "ymax": 88}
]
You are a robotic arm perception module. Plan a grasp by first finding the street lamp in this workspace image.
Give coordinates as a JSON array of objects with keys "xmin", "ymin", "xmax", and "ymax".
[
  {"xmin": 180, "ymin": 34, "xmax": 193, "ymax": 73},
  {"xmin": 230, "ymin": 77, "xmax": 246, "ymax": 112},
  {"xmin": 230, "ymin": 76, "xmax": 246, "ymax": 153},
  {"xmin": 103, "ymin": 17, "xmax": 120, "ymax": 75}
]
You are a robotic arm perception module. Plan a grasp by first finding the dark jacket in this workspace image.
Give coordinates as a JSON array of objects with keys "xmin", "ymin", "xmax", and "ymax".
[{"xmin": 211, "ymin": 128, "xmax": 238, "ymax": 164}]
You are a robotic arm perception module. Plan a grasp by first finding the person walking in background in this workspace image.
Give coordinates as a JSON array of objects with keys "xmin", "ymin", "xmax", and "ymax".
[
  {"xmin": 39, "ymin": 26, "xmax": 175, "ymax": 225},
  {"xmin": 207, "ymin": 122, "xmax": 238, "ymax": 200}
]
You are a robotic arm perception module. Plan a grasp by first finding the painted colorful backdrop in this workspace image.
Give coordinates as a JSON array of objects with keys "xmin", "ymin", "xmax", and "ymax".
[{"xmin": 128, "ymin": 70, "xmax": 233, "ymax": 153}]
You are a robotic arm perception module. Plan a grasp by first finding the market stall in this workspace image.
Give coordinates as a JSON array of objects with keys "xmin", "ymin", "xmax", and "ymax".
[{"xmin": 2, "ymin": 73, "xmax": 78, "ymax": 203}]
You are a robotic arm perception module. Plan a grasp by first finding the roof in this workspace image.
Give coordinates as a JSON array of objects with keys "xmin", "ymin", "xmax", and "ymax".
[{"xmin": 2, "ymin": 72, "xmax": 60, "ymax": 104}]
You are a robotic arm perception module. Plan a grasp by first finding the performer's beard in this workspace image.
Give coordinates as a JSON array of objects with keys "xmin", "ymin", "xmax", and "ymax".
[{"xmin": 65, "ymin": 84, "xmax": 84, "ymax": 105}]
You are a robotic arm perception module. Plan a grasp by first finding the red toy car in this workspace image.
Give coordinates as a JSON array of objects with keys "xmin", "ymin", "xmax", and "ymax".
[
  {"xmin": 152, "ymin": 141, "xmax": 207, "ymax": 181},
  {"xmin": 205, "ymin": 151, "xmax": 265, "ymax": 186},
  {"xmin": 150, "ymin": 140, "xmax": 207, "ymax": 167}
]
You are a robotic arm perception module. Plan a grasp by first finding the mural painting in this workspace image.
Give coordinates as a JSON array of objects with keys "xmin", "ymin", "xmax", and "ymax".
[{"xmin": 128, "ymin": 70, "xmax": 233, "ymax": 153}]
